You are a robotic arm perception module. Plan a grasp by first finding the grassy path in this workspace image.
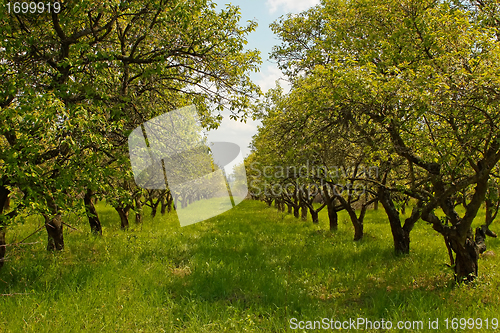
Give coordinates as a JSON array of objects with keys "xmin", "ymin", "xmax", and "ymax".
[{"xmin": 0, "ymin": 200, "xmax": 499, "ymax": 332}]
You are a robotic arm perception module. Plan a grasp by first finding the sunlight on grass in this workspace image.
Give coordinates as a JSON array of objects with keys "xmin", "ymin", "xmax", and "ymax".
[{"xmin": 0, "ymin": 200, "xmax": 498, "ymax": 332}]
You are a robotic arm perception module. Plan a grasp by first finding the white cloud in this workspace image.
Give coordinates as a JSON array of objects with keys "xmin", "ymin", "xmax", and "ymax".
[
  {"xmin": 266, "ymin": 0, "xmax": 320, "ymax": 14},
  {"xmin": 205, "ymin": 113, "xmax": 261, "ymax": 157},
  {"xmin": 256, "ymin": 65, "xmax": 291, "ymax": 93}
]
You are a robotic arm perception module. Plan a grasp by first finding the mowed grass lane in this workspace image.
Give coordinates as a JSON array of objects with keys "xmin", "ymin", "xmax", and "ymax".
[{"xmin": 0, "ymin": 200, "xmax": 499, "ymax": 332}]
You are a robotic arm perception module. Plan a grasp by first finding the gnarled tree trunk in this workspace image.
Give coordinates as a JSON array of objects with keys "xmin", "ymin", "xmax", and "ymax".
[
  {"xmin": 310, "ymin": 209, "xmax": 319, "ymax": 223},
  {"xmin": 84, "ymin": 189, "xmax": 102, "ymax": 235},
  {"xmin": 115, "ymin": 206, "xmax": 130, "ymax": 230},
  {"xmin": 449, "ymin": 230, "xmax": 479, "ymax": 282},
  {"xmin": 335, "ymin": 193, "xmax": 373, "ymax": 241},
  {"xmin": 167, "ymin": 192, "xmax": 173, "ymax": 213},
  {"xmin": 44, "ymin": 197, "xmax": 64, "ymax": 251},
  {"xmin": 44, "ymin": 213, "xmax": 64, "ymax": 251},
  {"xmin": 378, "ymin": 187, "xmax": 421, "ymax": 254},
  {"xmin": 328, "ymin": 205, "xmax": 338, "ymax": 231},
  {"xmin": 322, "ymin": 185, "xmax": 342, "ymax": 231},
  {"xmin": 483, "ymin": 195, "xmax": 498, "ymax": 238},
  {"xmin": 422, "ymin": 175, "xmax": 491, "ymax": 282}
]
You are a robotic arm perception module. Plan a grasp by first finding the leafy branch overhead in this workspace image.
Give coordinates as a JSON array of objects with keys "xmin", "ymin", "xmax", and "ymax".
[{"xmin": 0, "ymin": 0, "xmax": 261, "ymax": 254}]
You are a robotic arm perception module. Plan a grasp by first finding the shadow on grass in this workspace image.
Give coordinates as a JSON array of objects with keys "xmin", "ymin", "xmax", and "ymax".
[{"xmin": 1, "ymin": 199, "xmax": 498, "ymax": 329}]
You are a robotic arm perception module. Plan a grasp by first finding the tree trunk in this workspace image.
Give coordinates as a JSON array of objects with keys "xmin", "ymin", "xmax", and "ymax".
[
  {"xmin": 449, "ymin": 230, "xmax": 479, "ymax": 282},
  {"xmin": 0, "ymin": 186, "xmax": 9, "ymax": 269},
  {"xmin": 300, "ymin": 203, "xmax": 307, "ymax": 221},
  {"xmin": 421, "ymin": 174, "xmax": 490, "ymax": 282},
  {"xmin": 44, "ymin": 197, "xmax": 64, "ymax": 251},
  {"xmin": 328, "ymin": 205, "xmax": 338, "ymax": 231},
  {"xmin": 475, "ymin": 226, "xmax": 487, "ymax": 254},
  {"xmin": 336, "ymin": 195, "xmax": 366, "ymax": 241},
  {"xmin": 135, "ymin": 197, "xmax": 143, "ymax": 224},
  {"xmin": 378, "ymin": 187, "xmax": 410, "ymax": 254},
  {"xmin": 0, "ymin": 226, "xmax": 5, "ymax": 270},
  {"xmin": 391, "ymin": 225, "xmax": 410, "ymax": 254},
  {"xmin": 84, "ymin": 189, "xmax": 102, "ymax": 235},
  {"xmin": 287, "ymin": 203, "xmax": 293, "ymax": 214},
  {"xmin": 278, "ymin": 199, "xmax": 285, "ymax": 212},
  {"xmin": 310, "ymin": 209, "xmax": 319, "ymax": 224},
  {"xmin": 353, "ymin": 221, "xmax": 363, "ymax": 241},
  {"xmin": 483, "ymin": 196, "xmax": 498, "ymax": 237},
  {"xmin": 115, "ymin": 207, "xmax": 130, "ymax": 230},
  {"xmin": 150, "ymin": 199, "xmax": 159, "ymax": 218},
  {"xmin": 322, "ymin": 185, "xmax": 340, "ymax": 231},
  {"xmin": 44, "ymin": 213, "xmax": 64, "ymax": 251},
  {"xmin": 167, "ymin": 193, "xmax": 173, "ymax": 213}
]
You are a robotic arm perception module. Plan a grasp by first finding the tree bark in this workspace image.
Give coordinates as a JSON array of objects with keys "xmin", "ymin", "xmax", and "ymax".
[
  {"xmin": 283, "ymin": 189, "xmax": 301, "ymax": 218},
  {"xmin": 335, "ymin": 193, "xmax": 370, "ymax": 241},
  {"xmin": 135, "ymin": 197, "xmax": 143, "ymax": 224},
  {"xmin": 0, "ymin": 186, "xmax": 9, "ymax": 269},
  {"xmin": 44, "ymin": 213, "xmax": 64, "ymax": 251},
  {"xmin": 44, "ymin": 197, "xmax": 64, "ymax": 251},
  {"xmin": 150, "ymin": 198, "xmax": 160, "ymax": 217},
  {"xmin": 449, "ymin": 230, "xmax": 479, "ymax": 282},
  {"xmin": 167, "ymin": 192, "xmax": 173, "ymax": 213},
  {"xmin": 322, "ymin": 184, "xmax": 341, "ymax": 231},
  {"xmin": 300, "ymin": 202, "xmax": 308, "ymax": 221},
  {"xmin": 310, "ymin": 209, "xmax": 319, "ymax": 223},
  {"xmin": 115, "ymin": 206, "xmax": 130, "ymax": 230},
  {"xmin": 277, "ymin": 198, "xmax": 285, "ymax": 212},
  {"xmin": 0, "ymin": 226, "xmax": 5, "ymax": 269},
  {"xmin": 353, "ymin": 220, "xmax": 363, "ymax": 241},
  {"xmin": 483, "ymin": 195, "xmax": 498, "ymax": 237},
  {"xmin": 84, "ymin": 189, "xmax": 102, "ymax": 235},
  {"xmin": 328, "ymin": 204, "xmax": 338, "ymax": 231},
  {"xmin": 305, "ymin": 202, "xmax": 326, "ymax": 224},
  {"xmin": 378, "ymin": 187, "xmax": 412, "ymax": 254}
]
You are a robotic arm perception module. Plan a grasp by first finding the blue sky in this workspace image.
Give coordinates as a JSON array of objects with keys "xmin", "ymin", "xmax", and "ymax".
[{"xmin": 206, "ymin": 0, "xmax": 320, "ymax": 157}]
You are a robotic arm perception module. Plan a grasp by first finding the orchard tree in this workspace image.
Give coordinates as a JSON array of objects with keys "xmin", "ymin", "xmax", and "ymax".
[
  {"xmin": 0, "ymin": 0, "xmax": 260, "ymax": 265},
  {"xmin": 270, "ymin": 0, "xmax": 500, "ymax": 280}
]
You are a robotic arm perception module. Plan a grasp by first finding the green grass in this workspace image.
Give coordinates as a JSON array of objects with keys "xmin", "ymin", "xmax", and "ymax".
[{"xmin": 0, "ymin": 200, "xmax": 499, "ymax": 332}]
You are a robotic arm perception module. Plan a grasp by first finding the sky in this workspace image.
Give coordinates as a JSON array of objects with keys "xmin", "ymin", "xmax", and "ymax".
[{"xmin": 205, "ymin": 0, "xmax": 321, "ymax": 158}]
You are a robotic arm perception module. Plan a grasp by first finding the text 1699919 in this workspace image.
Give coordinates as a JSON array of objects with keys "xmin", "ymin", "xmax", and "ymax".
[{"xmin": 6, "ymin": 2, "xmax": 60, "ymax": 14}]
